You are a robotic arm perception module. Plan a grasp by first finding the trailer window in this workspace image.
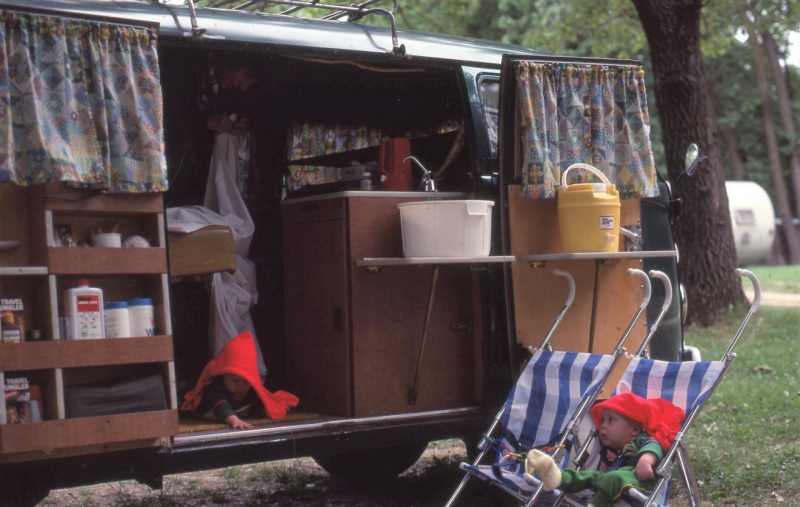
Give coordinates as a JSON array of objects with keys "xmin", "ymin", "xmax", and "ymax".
[{"xmin": 479, "ymin": 77, "xmax": 500, "ymax": 158}]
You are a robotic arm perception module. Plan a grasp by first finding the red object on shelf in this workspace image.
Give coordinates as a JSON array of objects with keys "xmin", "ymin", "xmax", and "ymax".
[{"xmin": 378, "ymin": 138, "xmax": 412, "ymax": 191}]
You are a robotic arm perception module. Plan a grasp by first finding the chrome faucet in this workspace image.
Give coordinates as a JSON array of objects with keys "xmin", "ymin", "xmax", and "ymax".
[{"xmin": 403, "ymin": 156, "xmax": 437, "ymax": 192}]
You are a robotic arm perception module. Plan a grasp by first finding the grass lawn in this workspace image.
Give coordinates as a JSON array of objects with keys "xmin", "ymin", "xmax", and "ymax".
[
  {"xmin": 680, "ymin": 305, "xmax": 800, "ymax": 505},
  {"xmin": 746, "ymin": 265, "xmax": 800, "ymax": 294}
]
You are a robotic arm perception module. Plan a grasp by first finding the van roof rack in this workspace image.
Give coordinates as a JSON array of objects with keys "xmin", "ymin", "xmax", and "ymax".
[{"xmin": 183, "ymin": 0, "xmax": 405, "ymax": 56}]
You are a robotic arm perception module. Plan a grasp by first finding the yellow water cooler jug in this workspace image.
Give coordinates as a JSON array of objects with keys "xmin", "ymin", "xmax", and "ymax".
[{"xmin": 557, "ymin": 163, "xmax": 621, "ymax": 253}]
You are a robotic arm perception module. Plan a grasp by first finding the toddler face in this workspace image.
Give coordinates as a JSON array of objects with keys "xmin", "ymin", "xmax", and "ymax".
[
  {"xmin": 598, "ymin": 409, "xmax": 640, "ymax": 450},
  {"xmin": 223, "ymin": 374, "xmax": 251, "ymax": 399}
]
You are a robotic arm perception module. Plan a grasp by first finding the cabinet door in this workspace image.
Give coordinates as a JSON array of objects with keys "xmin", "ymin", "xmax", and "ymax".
[
  {"xmin": 283, "ymin": 219, "xmax": 351, "ymax": 416},
  {"xmin": 348, "ymin": 198, "xmax": 476, "ymax": 416}
]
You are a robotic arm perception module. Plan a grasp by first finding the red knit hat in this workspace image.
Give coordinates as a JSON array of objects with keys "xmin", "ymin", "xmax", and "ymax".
[
  {"xmin": 590, "ymin": 392, "xmax": 685, "ymax": 450},
  {"xmin": 181, "ymin": 331, "xmax": 299, "ymax": 420}
]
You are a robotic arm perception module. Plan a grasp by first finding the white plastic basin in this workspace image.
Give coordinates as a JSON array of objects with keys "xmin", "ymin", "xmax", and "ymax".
[{"xmin": 398, "ymin": 200, "xmax": 494, "ymax": 258}]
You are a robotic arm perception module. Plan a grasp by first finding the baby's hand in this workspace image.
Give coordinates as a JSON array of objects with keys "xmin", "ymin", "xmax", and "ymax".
[
  {"xmin": 635, "ymin": 453, "xmax": 657, "ymax": 481},
  {"xmin": 225, "ymin": 415, "xmax": 254, "ymax": 430}
]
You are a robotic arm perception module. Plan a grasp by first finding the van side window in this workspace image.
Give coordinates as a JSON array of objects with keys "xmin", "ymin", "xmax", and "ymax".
[{"xmin": 479, "ymin": 77, "xmax": 500, "ymax": 159}]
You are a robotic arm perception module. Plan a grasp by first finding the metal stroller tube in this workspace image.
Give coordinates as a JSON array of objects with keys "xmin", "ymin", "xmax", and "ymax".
[
  {"xmin": 634, "ymin": 270, "xmax": 673, "ymax": 357},
  {"xmin": 611, "ymin": 268, "xmax": 651, "ymax": 355},
  {"xmin": 535, "ymin": 269, "xmax": 576, "ymax": 351},
  {"xmin": 724, "ymin": 269, "xmax": 762, "ymax": 359}
]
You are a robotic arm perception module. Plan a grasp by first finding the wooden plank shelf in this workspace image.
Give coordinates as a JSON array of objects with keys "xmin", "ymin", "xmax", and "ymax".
[
  {"xmin": 356, "ymin": 256, "xmax": 515, "ymax": 267},
  {"xmin": 519, "ymin": 250, "xmax": 678, "ymax": 262},
  {"xmin": 39, "ymin": 183, "xmax": 164, "ymax": 215},
  {"xmin": 0, "ymin": 266, "xmax": 48, "ymax": 276},
  {"xmin": 0, "ymin": 335, "xmax": 174, "ymax": 372},
  {"xmin": 0, "ymin": 410, "xmax": 177, "ymax": 455},
  {"xmin": 48, "ymin": 247, "xmax": 167, "ymax": 275}
]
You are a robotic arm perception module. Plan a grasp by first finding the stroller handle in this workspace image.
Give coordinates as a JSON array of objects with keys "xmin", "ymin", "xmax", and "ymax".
[
  {"xmin": 553, "ymin": 269, "xmax": 576, "ymax": 307},
  {"xmin": 648, "ymin": 270, "xmax": 673, "ymax": 314},
  {"xmin": 627, "ymin": 268, "xmax": 651, "ymax": 309},
  {"xmin": 736, "ymin": 268, "xmax": 761, "ymax": 311},
  {"xmin": 634, "ymin": 270, "xmax": 674, "ymax": 357}
]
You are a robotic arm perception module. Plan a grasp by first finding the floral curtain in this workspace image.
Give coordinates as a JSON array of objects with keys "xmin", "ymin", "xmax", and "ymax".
[
  {"xmin": 0, "ymin": 11, "xmax": 167, "ymax": 192},
  {"xmin": 517, "ymin": 61, "xmax": 658, "ymax": 200}
]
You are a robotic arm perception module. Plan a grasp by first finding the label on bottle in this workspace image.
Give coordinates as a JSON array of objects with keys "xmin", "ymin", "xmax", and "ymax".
[
  {"xmin": 76, "ymin": 294, "xmax": 103, "ymax": 339},
  {"xmin": 2, "ymin": 327, "xmax": 21, "ymax": 344}
]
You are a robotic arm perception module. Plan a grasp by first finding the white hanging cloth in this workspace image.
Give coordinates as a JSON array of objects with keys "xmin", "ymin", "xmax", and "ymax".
[{"xmin": 167, "ymin": 132, "xmax": 266, "ymax": 377}]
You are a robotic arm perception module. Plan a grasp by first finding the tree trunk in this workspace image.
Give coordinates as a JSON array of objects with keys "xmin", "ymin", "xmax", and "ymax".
[
  {"xmin": 763, "ymin": 31, "xmax": 800, "ymax": 218},
  {"xmin": 743, "ymin": 20, "xmax": 800, "ymax": 263},
  {"xmin": 720, "ymin": 127, "xmax": 746, "ymax": 180},
  {"xmin": 630, "ymin": 0, "xmax": 743, "ymax": 326}
]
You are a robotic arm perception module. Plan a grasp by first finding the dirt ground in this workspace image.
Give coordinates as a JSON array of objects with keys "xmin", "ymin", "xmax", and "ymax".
[
  {"xmin": 41, "ymin": 440, "xmax": 520, "ymax": 507},
  {"xmin": 40, "ymin": 439, "xmax": 709, "ymax": 507}
]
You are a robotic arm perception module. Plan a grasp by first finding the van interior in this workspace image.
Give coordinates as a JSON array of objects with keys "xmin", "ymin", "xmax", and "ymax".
[{"xmin": 159, "ymin": 45, "xmax": 480, "ymax": 435}]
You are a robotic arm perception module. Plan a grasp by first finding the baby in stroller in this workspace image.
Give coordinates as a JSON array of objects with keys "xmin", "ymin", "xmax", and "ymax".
[{"xmin": 526, "ymin": 392, "xmax": 684, "ymax": 507}]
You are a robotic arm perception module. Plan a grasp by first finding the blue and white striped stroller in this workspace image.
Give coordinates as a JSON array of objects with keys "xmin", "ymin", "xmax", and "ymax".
[
  {"xmin": 444, "ymin": 268, "xmax": 659, "ymax": 507},
  {"xmin": 518, "ymin": 269, "xmax": 762, "ymax": 507}
]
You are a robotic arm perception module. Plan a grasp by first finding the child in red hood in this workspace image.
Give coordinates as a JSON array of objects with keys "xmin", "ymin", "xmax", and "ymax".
[
  {"xmin": 525, "ymin": 393, "xmax": 684, "ymax": 507},
  {"xmin": 181, "ymin": 331, "xmax": 299, "ymax": 429}
]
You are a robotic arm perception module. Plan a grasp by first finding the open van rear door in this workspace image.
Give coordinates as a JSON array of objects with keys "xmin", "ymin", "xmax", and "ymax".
[
  {"xmin": 496, "ymin": 55, "xmax": 666, "ymax": 370},
  {"xmin": 0, "ymin": 8, "xmax": 178, "ymax": 467}
]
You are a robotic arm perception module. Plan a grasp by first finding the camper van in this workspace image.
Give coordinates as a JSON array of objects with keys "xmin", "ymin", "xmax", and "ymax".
[{"xmin": 0, "ymin": 1, "xmax": 684, "ymax": 504}]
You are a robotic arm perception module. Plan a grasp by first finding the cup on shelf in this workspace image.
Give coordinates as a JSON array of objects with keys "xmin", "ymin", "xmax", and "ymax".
[{"xmin": 91, "ymin": 233, "xmax": 122, "ymax": 248}]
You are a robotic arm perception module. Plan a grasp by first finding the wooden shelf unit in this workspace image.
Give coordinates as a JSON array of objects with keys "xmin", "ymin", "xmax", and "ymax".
[
  {"xmin": 0, "ymin": 183, "xmax": 177, "ymax": 460},
  {"xmin": 0, "ymin": 410, "xmax": 178, "ymax": 455},
  {"xmin": 0, "ymin": 336, "xmax": 174, "ymax": 372},
  {"xmin": 47, "ymin": 246, "xmax": 168, "ymax": 275}
]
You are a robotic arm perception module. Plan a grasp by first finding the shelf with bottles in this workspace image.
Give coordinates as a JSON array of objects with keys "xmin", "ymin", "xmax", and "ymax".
[
  {"xmin": 0, "ymin": 275, "xmax": 54, "ymax": 345},
  {"xmin": 287, "ymin": 129, "xmax": 460, "ymax": 169},
  {"xmin": 55, "ymin": 275, "xmax": 171, "ymax": 342}
]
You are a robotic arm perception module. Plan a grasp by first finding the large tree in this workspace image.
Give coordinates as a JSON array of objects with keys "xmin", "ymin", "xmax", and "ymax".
[{"xmin": 631, "ymin": 0, "xmax": 743, "ymax": 325}]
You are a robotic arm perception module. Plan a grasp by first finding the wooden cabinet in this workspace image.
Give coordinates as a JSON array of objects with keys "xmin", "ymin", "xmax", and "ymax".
[
  {"xmin": 0, "ymin": 183, "xmax": 177, "ymax": 462},
  {"xmin": 283, "ymin": 194, "xmax": 479, "ymax": 417}
]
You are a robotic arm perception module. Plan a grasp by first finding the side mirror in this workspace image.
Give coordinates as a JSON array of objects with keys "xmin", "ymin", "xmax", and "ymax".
[
  {"xmin": 675, "ymin": 143, "xmax": 706, "ymax": 187},
  {"xmin": 685, "ymin": 143, "xmax": 699, "ymax": 171}
]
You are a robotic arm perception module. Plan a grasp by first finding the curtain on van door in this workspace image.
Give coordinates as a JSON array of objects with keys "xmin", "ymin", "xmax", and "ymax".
[
  {"xmin": 516, "ymin": 62, "xmax": 657, "ymax": 200},
  {"xmin": 0, "ymin": 11, "xmax": 166, "ymax": 192}
]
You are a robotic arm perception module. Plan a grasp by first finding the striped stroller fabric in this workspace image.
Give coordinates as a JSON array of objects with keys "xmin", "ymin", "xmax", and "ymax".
[
  {"xmin": 593, "ymin": 357, "xmax": 726, "ymax": 506},
  {"xmin": 460, "ymin": 350, "xmax": 615, "ymax": 494},
  {"xmin": 500, "ymin": 351, "xmax": 615, "ymax": 459},
  {"xmin": 615, "ymin": 357, "xmax": 725, "ymax": 413}
]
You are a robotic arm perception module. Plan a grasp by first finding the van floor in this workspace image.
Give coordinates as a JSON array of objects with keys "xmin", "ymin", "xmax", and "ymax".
[{"xmin": 178, "ymin": 410, "xmax": 319, "ymax": 434}]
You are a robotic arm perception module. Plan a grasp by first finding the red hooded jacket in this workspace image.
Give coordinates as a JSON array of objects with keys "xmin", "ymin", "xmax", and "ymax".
[
  {"xmin": 181, "ymin": 331, "xmax": 299, "ymax": 420},
  {"xmin": 590, "ymin": 392, "xmax": 685, "ymax": 451}
]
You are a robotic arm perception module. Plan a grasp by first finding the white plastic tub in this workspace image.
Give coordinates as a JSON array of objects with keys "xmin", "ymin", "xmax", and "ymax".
[{"xmin": 398, "ymin": 200, "xmax": 494, "ymax": 257}]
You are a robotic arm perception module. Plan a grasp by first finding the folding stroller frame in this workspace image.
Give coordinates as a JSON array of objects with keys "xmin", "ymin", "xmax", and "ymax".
[
  {"xmin": 445, "ymin": 268, "xmax": 661, "ymax": 507},
  {"xmin": 534, "ymin": 269, "xmax": 762, "ymax": 507}
]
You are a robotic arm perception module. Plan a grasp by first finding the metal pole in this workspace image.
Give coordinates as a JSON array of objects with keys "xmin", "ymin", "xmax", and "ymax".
[{"xmin": 409, "ymin": 266, "xmax": 439, "ymax": 405}]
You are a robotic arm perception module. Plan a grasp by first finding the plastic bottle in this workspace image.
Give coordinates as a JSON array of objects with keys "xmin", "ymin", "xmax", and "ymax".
[
  {"xmin": 127, "ymin": 298, "xmax": 155, "ymax": 337},
  {"xmin": 64, "ymin": 279, "xmax": 105, "ymax": 339},
  {"xmin": 1, "ymin": 313, "xmax": 21, "ymax": 343},
  {"xmin": 104, "ymin": 301, "xmax": 131, "ymax": 339}
]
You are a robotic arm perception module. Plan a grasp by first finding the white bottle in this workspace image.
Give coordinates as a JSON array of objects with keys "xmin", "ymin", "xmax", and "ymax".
[
  {"xmin": 64, "ymin": 279, "xmax": 105, "ymax": 339},
  {"xmin": 127, "ymin": 298, "xmax": 155, "ymax": 337},
  {"xmin": 104, "ymin": 301, "xmax": 131, "ymax": 338}
]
